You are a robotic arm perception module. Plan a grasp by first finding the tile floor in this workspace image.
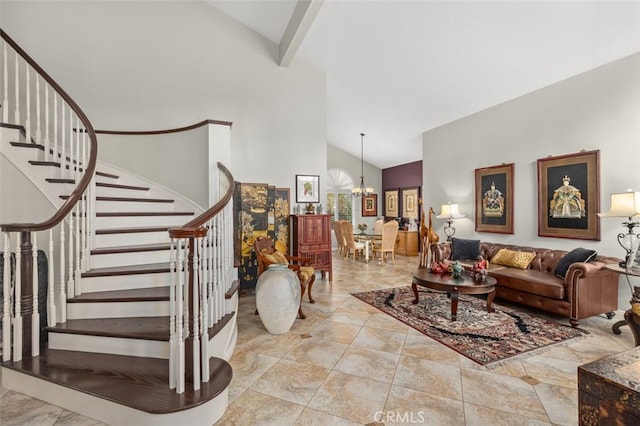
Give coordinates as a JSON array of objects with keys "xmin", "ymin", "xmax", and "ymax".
[{"xmin": 0, "ymin": 252, "xmax": 635, "ymax": 425}]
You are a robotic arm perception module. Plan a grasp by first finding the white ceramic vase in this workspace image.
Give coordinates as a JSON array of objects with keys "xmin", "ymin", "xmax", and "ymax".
[{"xmin": 256, "ymin": 264, "xmax": 301, "ymax": 334}]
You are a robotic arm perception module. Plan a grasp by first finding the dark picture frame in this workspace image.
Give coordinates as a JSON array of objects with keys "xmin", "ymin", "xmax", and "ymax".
[
  {"xmin": 537, "ymin": 150, "xmax": 600, "ymax": 240},
  {"xmin": 362, "ymin": 194, "xmax": 378, "ymax": 217},
  {"xmin": 295, "ymin": 174, "xmax": 320, "ymax": 203},
  {"xmin": 401, "ymin": 187, "xmax": 419, "ymax": 219},
  {"xmin": 385, "ymin": 189, "xmax": 399, "ymax": 217},
  {"xmin": 475, "ymin": 163, "xmax": 514, "ymax": 234}
]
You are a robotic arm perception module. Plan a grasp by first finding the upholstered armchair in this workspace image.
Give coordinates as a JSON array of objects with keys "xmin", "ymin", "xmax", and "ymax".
[
  {"xmin": 372, "ymin": 220, "xmax": 399, "ymax": 264},
  {"xmin": 253, "ymin": 236, "xmax": 315, "ymax": 319}
]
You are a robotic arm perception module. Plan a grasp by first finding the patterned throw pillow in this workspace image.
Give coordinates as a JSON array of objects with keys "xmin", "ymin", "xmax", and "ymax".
[{"xmin": 491, "ymin": 248, "xmax": 536, "ymax": 269}]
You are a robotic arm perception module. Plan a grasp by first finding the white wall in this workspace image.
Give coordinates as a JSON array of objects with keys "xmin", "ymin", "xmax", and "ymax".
[
  {"xmin": 0, "ymin": 0, "xmax": 327, "ymax": 198},
  {"xmin": 423, "ymin": 52, "xmax": 640, "ymax": 304}
]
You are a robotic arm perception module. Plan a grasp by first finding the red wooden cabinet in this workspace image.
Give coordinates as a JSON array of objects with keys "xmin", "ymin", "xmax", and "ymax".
[{"xmin": 290, "ymin": 214, "xmax": 332, "ymax": 281}]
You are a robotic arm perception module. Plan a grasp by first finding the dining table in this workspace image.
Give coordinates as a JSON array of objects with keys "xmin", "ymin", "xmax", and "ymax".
[{"xmin": 355, "ymin": 232, "xmax": 382, "ymax": 262}]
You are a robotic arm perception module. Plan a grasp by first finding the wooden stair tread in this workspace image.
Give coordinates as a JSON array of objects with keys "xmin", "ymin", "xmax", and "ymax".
[
  {"xmin": 91, "ymin": 242, "xmax": 171, "ymax": 255},
  {"xmin": 95, "ymin": 225, "xmax": 172, "ymax": 235},
  {"xmin": 96, "ymin": 181, "xmax": 149, "ymax": 191},
  {"xmin": 68, "ymin": 286, "xmax": 170, "ymax": 303},
  {"xmin": 3, "ymin": 348, "xmax": 232, "ymax": 414},
  {"xmin": 96, "ymin": 211, "xmax": 194, "ymax": 217},
  {"xmin": 46, "ymin": 317, "xmax": 169, "ymax": 340},
  {"xmin": 96, "ymin": 171, "xmax": 119, "ymax": 179},
  {"xmin": 83, "ymin": 262, "xmax": 169, "ymax": 277},
  {"xmin": 60, "ymin": 195, "xmax": 174, "ymax": 203}
]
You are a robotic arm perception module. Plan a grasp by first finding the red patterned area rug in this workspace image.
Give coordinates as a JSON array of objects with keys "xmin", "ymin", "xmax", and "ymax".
[{"xmin": 352, "ymin": 286, "xmax": 588, "ymax": 367}]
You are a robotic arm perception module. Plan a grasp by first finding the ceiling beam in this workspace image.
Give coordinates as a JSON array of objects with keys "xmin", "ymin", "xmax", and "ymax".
[{"xmin": 278, "ymin": 0, "xmax": 324, "ymax": 67}]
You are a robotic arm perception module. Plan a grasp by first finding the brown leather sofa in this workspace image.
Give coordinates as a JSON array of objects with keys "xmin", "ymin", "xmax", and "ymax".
[{"xmin": 431, "ymin": 241, "xmax": 621, "ymax": 327}]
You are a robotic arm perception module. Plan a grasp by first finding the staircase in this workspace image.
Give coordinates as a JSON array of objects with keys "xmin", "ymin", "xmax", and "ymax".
[{"xmin": 1, "ymin": 29, "xmax": 238, "ymax": 425}]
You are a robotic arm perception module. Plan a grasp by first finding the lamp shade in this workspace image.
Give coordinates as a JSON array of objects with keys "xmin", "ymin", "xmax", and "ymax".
[
  {"xmin": 436, "ymin": 202, "xmax": 465, "ymax": 219},
  {"xmin": 598, "ymin": 192, "xmax": 640, "ymax": 218}
]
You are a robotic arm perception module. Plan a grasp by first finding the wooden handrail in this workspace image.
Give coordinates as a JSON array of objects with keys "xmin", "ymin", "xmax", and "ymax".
[
  {"xmin": 0, "ymin": 29, "xmax": 97, "ymax": 233},
  {"xmin": 95, "ymin": 119, "xmax": 232, "ymax": 136}
]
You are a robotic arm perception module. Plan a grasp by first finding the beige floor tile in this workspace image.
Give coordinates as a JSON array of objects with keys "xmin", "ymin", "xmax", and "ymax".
[
  {"xmin": 307, "ymin": 370, "xmax": 391, "ymax": 424},
  {"xmin": 534, "ymin": 382, "xmax": 579, "ymax": 426},
  {"xmin": 283, "ymin": 337, "xmax": 349, "ymax": 370},
  {"xmin": 327, "ymin": 306, "xmax": 372, "ymax": 326},
  {"xmin": 402, "ymin": 331, "xmax": 461, "ymax": 365},
  {"xmin": 217, "ymin": 389, "xmax": 304, "ymax": 425},
  {"xmin": 393, "ymin": 355, "xmax": 463, "ymax": 401},
  {"xmin": 385, "ymin": 385, "xmax": 466, "ymax": 426},
  {"xmin": 463, "ymin": 403, "xmax": 552, "ymax": 426},
  {"xmin": 334, "ymin": 345, "xmax": 400, "ymax": 383},
  {"xmin": 311, "ymin": 319, "xmax": 362, "ymax": 344},
  {"xmin": 0, "ymin": 390, "xmax": 64, "ymax": 426},
  {"xmin": 461, "ymin": 368, "xmax": 548, "ymax": 421},
  {"xmin": 250, "ymin": 359, "xmax": 331, "ymax": 405},
  {"xmin": 293, "ymin": 407, "xmax": 361, "ymax": 425},
  {"xmin": 521, "ymin": 356, "xmax": 580, "ymax": 389},
  {"xmin": 351, "ymin": 325, "xmax": 407, "ymax": 354},
  {"xmin": 365, "ymin": 312, "xmax": 412, "ymax": 333},
  {"xmin": 228, "ymin": 350, "xmax": 279, "ymax": 389}
]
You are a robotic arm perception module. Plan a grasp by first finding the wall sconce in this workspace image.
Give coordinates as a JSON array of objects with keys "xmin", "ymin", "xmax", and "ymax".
[
  {"xmin": 598, "ymin": 191, "xmax": 640, "ymax": 267},
  {"xmin": 436, "ymin": 202, "xmax": 465, "ymax": 241}
]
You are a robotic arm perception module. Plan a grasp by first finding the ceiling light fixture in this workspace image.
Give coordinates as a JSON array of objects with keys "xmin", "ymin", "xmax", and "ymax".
[{"xmin": 352, "ymin": 132, "xmax": 374, "ymax": 198}]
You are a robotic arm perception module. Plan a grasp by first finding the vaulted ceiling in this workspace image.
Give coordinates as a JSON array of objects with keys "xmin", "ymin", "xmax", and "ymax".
[{"xmin": 209, "ymin": 0, "xmax": 640, "ymax": 169}]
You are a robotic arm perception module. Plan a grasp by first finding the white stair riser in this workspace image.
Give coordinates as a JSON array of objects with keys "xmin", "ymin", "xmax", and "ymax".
[
  {"xmin": 48, "ymin": 333, "xmax": 169, "ymax": 359},
  {"xmin": 90, "ymin": 249, "xmax": 171, "ymax": 268},
  {"xmin": 81, "ymin": 272, "xmax": 171, "ymax": 292},
  {"xmin": 96, "ymin": 200, "xmax": 175, "ymax": 213},
  {"xmin": 67, "ymin": 301, "xmax": 170, "ymax": 319},
  {"xmin": 1, "ymin": 367, "xmax": 229, "ymax": 426},
  {"xmin": 96, "ymin": 186, "xmax": 150, "ymax": 198},
  {"xmin": 95, "ymin": 215, "xmax": 192, "ymax": 230},
  {"xmin": 95, "ymin": 231, "xmax": 170, "ymax": 247}
]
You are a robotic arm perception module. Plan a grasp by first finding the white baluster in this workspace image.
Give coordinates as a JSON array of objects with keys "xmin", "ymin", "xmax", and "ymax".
[
  {"xmin": 13, "ymin": 52, "xmax": 19, "ymax": 124},
  {"xmin": 60, "ymin": 103, "xmax": 66, "ymax": 178},
  {"xmin": 67, "ymin": 209, "xmax": 74, "ymax": 298},
  {"xmin": 13, "ymin": 233, "xmax": 22, "ymax": 362},
  {"xmin": 25, "ymin": 66, "xmax": 31, "ymax": 144},
  {"xmin": 2, "ymin": 42, "xmax": 8, "ymax": 123},
  {"xmin": 52, "ymin": 93, "xmax": 58, "ymax": 164},
  {"xmin": 192, "ymin": 240, "xmax": 201, "ymax": 391},
  {"xmin": 44, "ymin": 85, "xmax": 50, "ymax": 161},
  {"xmin": 59, "ymin": 222, "xmax": 67, "ymax": 323},
  {"xmin": 35, "ymin": 75, "xmax": 41, "ymax": 144},
  {"xmin": 74, "ymin": 202, "xmax": 81, "ymax": 295},
  {"xmin": 2, "ymin": 233, "xmax": 11, "ymax": 361},
  {"xmin": 32, "ymin": 239, "xmax": 39, "ymax": 357},
  {"xmin": 169, "ymin": 239, "xmax": 177, "ymax": 390},
  {"xmin": 48, "ymin": 229, "xmax": 56, "ymax": 326},
  {"xmin": 176, "ymin": 241, "xmax": 185, "ymax": 394},
  {"xmin": 200, "ymin": 239, "xmax": 209, "ymax": 382}
]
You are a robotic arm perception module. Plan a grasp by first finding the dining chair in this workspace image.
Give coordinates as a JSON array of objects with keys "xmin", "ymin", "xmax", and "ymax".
[
  {"xmin": 373, "ymin": 218, "xmax": 384, "ymax": 235},
  {"xmin": 372, "ymin": 219, "xmax": 399, "ymax": 264},
  {"xmin": 341, "ymin": 221, "xmax": 365, "ymax": 262},
  {"xmin": 333, "ymin": 220, "xmax": 347, "ymax": 256}
]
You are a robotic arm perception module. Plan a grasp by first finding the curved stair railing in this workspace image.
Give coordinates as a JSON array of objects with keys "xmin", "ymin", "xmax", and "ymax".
[
  {"xmin": 169, "ymin": 163, "xmax": 235, "ymax": 393},
  {"xmin": 1, "ymin": 29, "xmax": 98, "ymax": 362}
]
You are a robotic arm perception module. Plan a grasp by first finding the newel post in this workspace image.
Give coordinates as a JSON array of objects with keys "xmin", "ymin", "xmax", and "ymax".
[{"xmin": 20, "ymin": 230, "xmax": 34, "ymax": 357}]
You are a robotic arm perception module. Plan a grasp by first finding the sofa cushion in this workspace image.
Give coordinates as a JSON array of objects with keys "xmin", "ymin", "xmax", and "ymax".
[
  {"xmin": 490, "ymin": 268, "xmax": 565, "ymax": 300},
  {"xmin": 554, "ymin": 248, "xmax": 597, "ymax": 278},
  {"xmin": 451, "ymin": 238, "xmax": 481, "ymax": 261},
  {"xmin": 491, "ymin": 249, "xmax": 536, "ymax": 269}
]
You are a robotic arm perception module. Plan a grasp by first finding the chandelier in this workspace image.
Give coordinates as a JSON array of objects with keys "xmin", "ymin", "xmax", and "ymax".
[{"xmin": 352, "ymin": 132, "xmax": 374, "ymax": 198}]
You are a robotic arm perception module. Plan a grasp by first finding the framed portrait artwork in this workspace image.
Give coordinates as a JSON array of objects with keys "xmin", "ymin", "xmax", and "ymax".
[
  {"xmin": 362, "ymin": 194, "xmax": 378, "ymax": 217},
  {"xmin": 537, "ymin": 150, "xmax": 600, "ymax": 240},
  {"xmin": 402, "ymin": 187, "xmax": 419, "ymax": 219},
  {"xmin": 295, "ymin": 174, "xmax": 320, "ymax": 203},
  {"xmin": 385, "ymin": 189, "xmax": 399, "ymax": 217},
  {"xmin": 475, "ymin": 163, "xmax": 514, "ymax": 234}
]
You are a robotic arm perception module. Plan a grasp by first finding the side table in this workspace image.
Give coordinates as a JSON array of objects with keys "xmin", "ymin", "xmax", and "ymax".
[{"xmin": 605, "ymin": 263, "xmax": 640, "ymax": 347}]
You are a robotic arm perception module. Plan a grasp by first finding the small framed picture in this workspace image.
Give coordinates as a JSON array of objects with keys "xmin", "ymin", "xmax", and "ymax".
[
  {"xmin": 295, "ymin": 174, "xmax": 320, "ymax": 203},
  {"xmin": 385, "ymin": 189, "xmax": 399, "ymax": 217},
  {"xmin": 401, "ymin": 187, "xmax": 419, "ymax": 219},
  {"xmin": 537, "ymin": 150, "xmax": 600, "ymax": 240},
  {"xmin": 362, "ymin": 194, "xmax": 378, "ymax": 217},
  {"xmin": 475, "ymin": 163, "xmax": 514, "ymax": 234}
]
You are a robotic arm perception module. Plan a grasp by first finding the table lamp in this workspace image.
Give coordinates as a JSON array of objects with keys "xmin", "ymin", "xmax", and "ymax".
[
  {"xmin": 598, "ymin": 191, "xmax": 640, "ymax": 267},
  {"xmin": 436, "ymin": 202, "xmax": 465, "ymax": 241}
]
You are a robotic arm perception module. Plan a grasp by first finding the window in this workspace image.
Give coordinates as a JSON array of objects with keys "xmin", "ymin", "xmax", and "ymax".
[{"xmin": 326, "ymin": 168, "xmax": 356, "ymax": 224}]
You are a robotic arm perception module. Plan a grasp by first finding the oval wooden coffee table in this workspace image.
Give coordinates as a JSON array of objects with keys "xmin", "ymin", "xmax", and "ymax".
[{"xmin": 411, "ymin": 268, "xmax": 497, "ymax": 321}]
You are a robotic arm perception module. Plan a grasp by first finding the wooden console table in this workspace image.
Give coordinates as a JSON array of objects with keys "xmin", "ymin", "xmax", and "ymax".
[
  {"xmin": 396, "ymin": 230, "xmax": 418, "ymax": 256},
  {"xmin": 578, "ymin": 346, "xmax": 640, "ymax": 425}
]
